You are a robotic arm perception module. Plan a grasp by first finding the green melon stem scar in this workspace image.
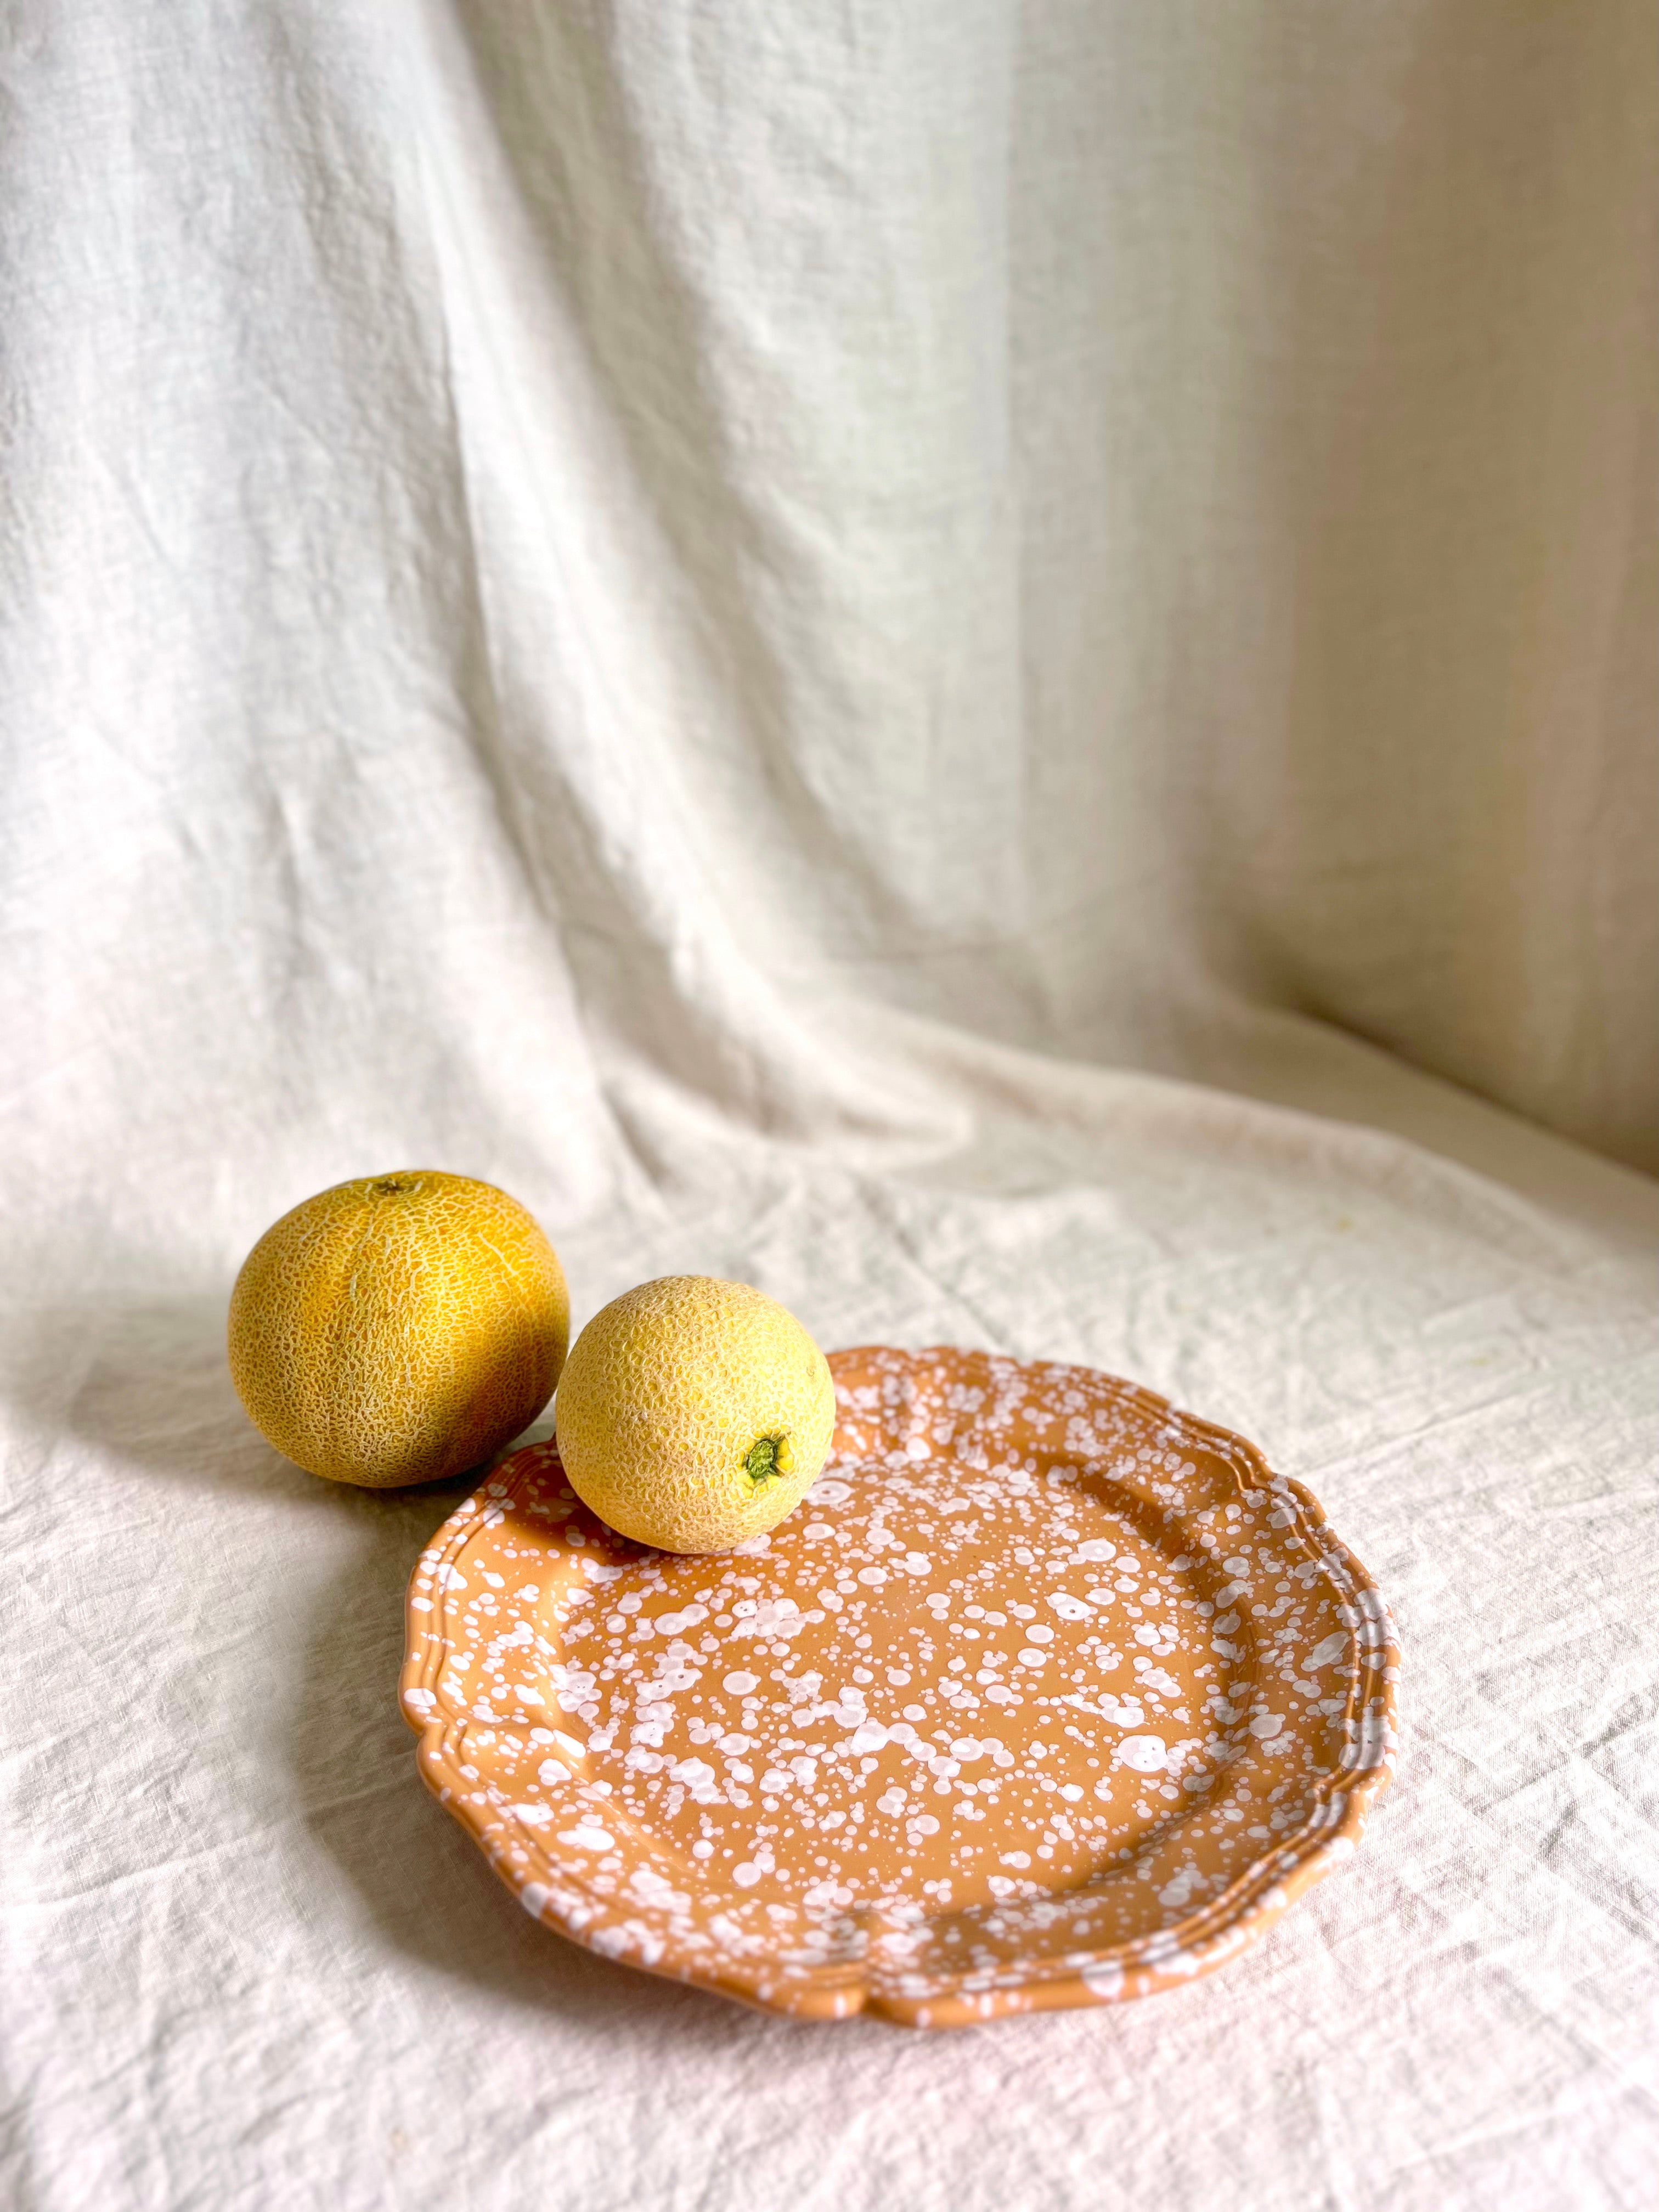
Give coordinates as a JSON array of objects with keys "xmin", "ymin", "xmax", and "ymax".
[{"xmin": 743, "ymin": 1434, "xmax": 792, "ymax": 1489}]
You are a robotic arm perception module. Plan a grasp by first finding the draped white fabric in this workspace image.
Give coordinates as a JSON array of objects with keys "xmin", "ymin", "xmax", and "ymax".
[{"xmin": 3, "ymin": 6, "xmax": 1655, "ymax": 2208}]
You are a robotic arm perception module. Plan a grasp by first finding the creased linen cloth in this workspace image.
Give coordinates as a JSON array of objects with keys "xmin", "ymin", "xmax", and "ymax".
[{"xmin": 2, "ymin": 5, "xmax": 1656, "ymax": 2210}]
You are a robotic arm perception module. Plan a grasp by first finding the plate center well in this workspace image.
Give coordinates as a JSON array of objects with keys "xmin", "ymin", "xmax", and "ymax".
[{"xmin": 535, "ymin": 1443, "xmax": 1257, "ymax": 1912}]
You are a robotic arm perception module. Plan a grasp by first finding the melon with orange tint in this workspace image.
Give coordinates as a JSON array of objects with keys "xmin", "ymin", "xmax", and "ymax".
[{"xmin": 228, "ymin": 1171, "xmax": 568, "ymax": 1488}]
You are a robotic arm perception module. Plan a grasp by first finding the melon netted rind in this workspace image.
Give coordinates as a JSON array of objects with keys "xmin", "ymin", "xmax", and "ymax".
[
  {"xmin": 553, "ymin": 1276, "xmax": 837, "ymax": 1554},
  {"xmin": 228, "ymin": 1170, "xmax": 569, "ymax": 1488}
]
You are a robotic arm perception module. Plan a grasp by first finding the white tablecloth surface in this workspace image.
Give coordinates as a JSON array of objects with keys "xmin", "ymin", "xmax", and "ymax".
[{"xmin": 3, "ymin": 7, "xmax": 1655, "ymax": 2208}]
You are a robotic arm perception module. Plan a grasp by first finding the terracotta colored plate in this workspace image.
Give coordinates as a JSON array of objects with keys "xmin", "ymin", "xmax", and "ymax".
[{"xmin": 400, "ymin": 1347, "xmax": 1399, "ymax": 2027}]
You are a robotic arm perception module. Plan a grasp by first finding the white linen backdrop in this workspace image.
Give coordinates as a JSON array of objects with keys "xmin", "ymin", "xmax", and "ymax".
[{"xmin": 3, "ymin": 5, "xmax": 1656, "ymax": 2209}]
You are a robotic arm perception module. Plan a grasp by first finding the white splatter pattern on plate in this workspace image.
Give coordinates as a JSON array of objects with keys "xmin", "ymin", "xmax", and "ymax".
[{"xmin": 400, "ymin": 1347, "xmax": 1400, "ymax": 2026}]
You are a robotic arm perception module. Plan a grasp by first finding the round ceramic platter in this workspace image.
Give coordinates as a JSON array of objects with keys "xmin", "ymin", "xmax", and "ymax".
[{"xmin": 400, "ymin": 1347, "xmax": 1399, "ymax": 2027}]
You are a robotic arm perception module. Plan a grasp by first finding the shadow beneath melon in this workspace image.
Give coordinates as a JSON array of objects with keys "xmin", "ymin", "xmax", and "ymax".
[
  {"xmin": 7, "ymin": 1283, "xmax": 375, "ymax": 1510},
  {"xmin": 8, "ymin": 1287, "xmax": 264, "ymax": 1491}
]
